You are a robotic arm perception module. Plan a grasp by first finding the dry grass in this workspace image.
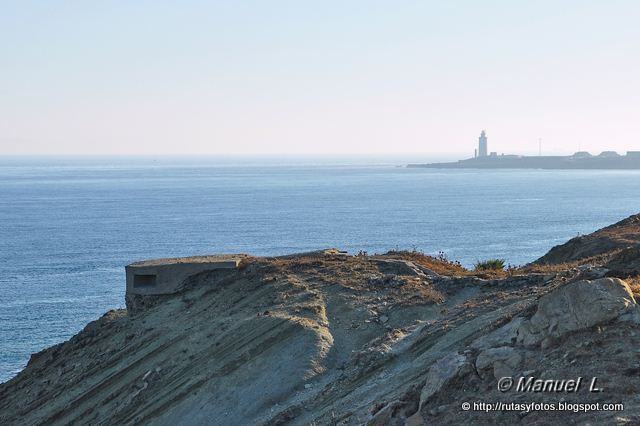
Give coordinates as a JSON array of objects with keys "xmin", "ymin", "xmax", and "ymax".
[
  {"xmin": 383, "ymin": 250, "xmax": 470, "ymax": 276},
  {"xmin": 473, "ymin": 269, "xmax": 510, "ymax": 279},
  {"xmin": 257, "ymin": 250, "xmax": 591, "ymax": 284},
  {"xmin": 520, "ymin": 251, "xmax": 619, "ymax": 274},
  {"xmin": 257, "ymin": 253, "xmax": 447, "ymax": 306},
  {"xmin": 237, "ymin": 256, "xmax": 259, "ymax": 270},
  {"xmin": 397, "ymin": 278, "xmax": 445, "ymax": 305},
  {"xmin": 516, "ymin": 262, "xmax": 579, "ymax": 274},
  {"xmin": 625, "ymin": 275, "xmax": 640, "ymax": 299}
]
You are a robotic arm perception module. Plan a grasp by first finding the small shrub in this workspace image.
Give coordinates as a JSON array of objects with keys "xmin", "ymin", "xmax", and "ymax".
[{"xmin": 474, "ymin": 258, "xmax": 506, "ymax": 271}]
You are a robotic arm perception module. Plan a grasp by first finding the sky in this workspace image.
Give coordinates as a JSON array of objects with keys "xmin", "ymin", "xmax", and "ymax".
[{"xmin": 1, "ymin": 1, "xmax": 639, "ymax": 156}]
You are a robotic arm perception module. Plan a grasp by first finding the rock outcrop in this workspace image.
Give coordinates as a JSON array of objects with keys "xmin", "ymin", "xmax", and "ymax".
[
  {"xmin": 475, "ymin": 346, "xmax": 522, "ymax": 379},
  {"xmin": 517, "ymin": 278, "xmax": 637, "ymax": 348},
  {"xmin": 606, "ymin": 246, "xmax": 640, "ymax": 276},
  {"xmin": 419, "ymin": 353, "xmax": 471, "ymax": 408},
  {"xmin": 534, "ymin": 213, "xmax": 640, "ymax": 265}
]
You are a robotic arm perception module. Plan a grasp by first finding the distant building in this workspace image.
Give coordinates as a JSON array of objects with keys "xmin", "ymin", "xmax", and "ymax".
[
  {"xmin": 478, "ymin": 130, "xmax": 488, "ymax": 157},
  {"xmin": 572, "ymin": 151, "xmax": 592, "ymax": 159}
]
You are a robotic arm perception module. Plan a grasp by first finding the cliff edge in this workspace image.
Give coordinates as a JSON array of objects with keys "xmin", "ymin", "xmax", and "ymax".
[{"xmin": 2, "ymin": 216, "xmax": 640, "ymax": 425}]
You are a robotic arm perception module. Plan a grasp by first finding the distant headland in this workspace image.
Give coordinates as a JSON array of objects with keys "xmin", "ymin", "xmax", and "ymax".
[{"xmin": 408, "ymin": 131, "xmax": 640, "ymax": 169}]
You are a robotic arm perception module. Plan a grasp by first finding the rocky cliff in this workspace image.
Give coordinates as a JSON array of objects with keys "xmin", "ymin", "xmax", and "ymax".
[
  {"xmin": 2, "ymin": 215, "xmax": 640, "ymax": 425},
  {"xmin": 534, "ymin": 214, "xmax": 640, "ymax": 266}
]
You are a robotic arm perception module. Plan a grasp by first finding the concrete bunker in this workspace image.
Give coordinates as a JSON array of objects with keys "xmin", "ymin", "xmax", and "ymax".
[{"xmin": 126, "ymin": 255, "xmax": 242, "ymax": 296}]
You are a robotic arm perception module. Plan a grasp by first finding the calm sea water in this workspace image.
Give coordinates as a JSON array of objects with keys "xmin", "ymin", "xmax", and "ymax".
[{"xmin": 1, "ymin": 156, "xmax": 640, "ymax": 383}]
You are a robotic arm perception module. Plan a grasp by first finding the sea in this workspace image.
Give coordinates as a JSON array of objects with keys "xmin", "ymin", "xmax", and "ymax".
[{"xmin": 2, "ymin": 155, "xmax": 640, "ymax": 383}]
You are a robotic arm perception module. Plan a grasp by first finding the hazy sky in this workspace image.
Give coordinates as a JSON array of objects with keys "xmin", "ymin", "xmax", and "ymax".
[{"xmin": 2, "ymin": 1, "xmax": 639, "ymax": 156}]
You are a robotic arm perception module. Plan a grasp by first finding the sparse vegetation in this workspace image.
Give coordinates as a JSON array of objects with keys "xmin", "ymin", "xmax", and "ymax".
[
  {"xmin": 384, "ymin": 249, "xmax": 469, "ymax": 276},
  {"xmin": 474, "ymin": 258, "xmax": 506, "ymax": 271},
  {"xmin": 517, "ymin": 261, "xmax": 579, "ymax": 274},
  {"xmin": 237, "ymin": 257, "xmax": 255, "ymax": 271},
  {"xmin": 625, "ymin": 275, "xmax": 640, "ymax": 299}
]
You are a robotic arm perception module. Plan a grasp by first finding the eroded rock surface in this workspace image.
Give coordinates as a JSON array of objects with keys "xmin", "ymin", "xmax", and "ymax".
[
  {"xmin": 419, "ymin": 353, "xmax": 470, "ymax": 407},
  {"xmin": 3, "ymin": 214, "xmax": 640, "ymax": 425},
  {"xmin": 517, "ymin": 278, "xmax": 637, "ymax": 347},
  {"xmin": 535, "ymin": 213, "xmax": 640, "ymax": 265}
]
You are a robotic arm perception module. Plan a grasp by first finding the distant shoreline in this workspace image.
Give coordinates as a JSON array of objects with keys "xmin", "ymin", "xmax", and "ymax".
[{"xmin": 409, "ymin": 152, "xmax": 640, "ymax": 170}]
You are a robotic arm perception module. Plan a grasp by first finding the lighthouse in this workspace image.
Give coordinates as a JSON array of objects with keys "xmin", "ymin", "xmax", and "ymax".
[{"xmin": 478, "ymin": 130, "xmax": 488, "ymax": 157}]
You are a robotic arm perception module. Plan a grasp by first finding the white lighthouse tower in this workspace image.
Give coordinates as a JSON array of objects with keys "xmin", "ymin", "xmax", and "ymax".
[{"xmin": 478, "ymin": 130, "xmax": 488, "ymax": 157}]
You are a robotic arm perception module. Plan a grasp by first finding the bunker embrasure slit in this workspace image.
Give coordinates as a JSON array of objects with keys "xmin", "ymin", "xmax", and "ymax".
[{"xmin": 133, "ymin": 274, "xmax": 157, "ymax": 288}]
